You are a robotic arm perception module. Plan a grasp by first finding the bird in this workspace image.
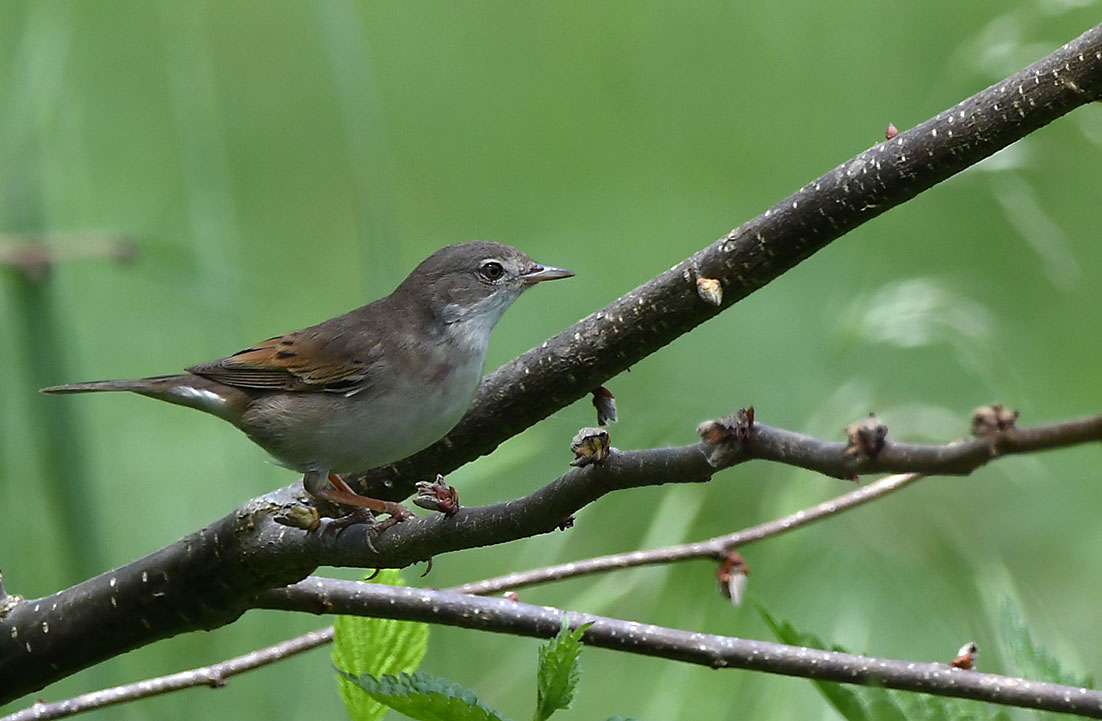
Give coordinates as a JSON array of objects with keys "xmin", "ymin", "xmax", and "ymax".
[{"xmin": 42, "ymin": 241, "xmax": 573, "ymax": 517}]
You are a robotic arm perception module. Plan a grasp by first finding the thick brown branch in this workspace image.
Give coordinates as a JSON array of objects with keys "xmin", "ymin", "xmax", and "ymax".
[
  {"xmin": 256, "ymin": 581, "xmax": 1102, "ymax": 718},
  {"xmin": 1, "ymin": 475, "xmax": 920, "ymax": 720},
  {"xmin": 3, "ymin": 408, "xmax": 1097, "ymax": 702},
  {"xmin": 0, "ymin": 495, "xmax": 319, "ymax": 704},
  {"xmin": 356, "ymin": 23, "xmax": 1102, "ymax": 499}
]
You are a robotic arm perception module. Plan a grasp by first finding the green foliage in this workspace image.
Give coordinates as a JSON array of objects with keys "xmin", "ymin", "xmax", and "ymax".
[
  {"xmin": 534, "ymin": 617, "xmax": 592, "ymax": 721},
  {"xmin": 339, "ymin": 670, "xmax": 511, "ymax": 721},
  {"xmin": 758, "ymin": 604, "xmax": 880, "ymax": 721},
  {"xmin": 340, "ymin": 614, "xmax": 605, "ymax": 721},
  {"xmin": 759, "ymin": 599, "xmax": 1095, "ymax": 721},
  {"xmin": 998, "ymin": 597, "xmax": 1093, "ymax": 691},
  {"xmin": 332, "ymin": 570, "xmax": 429, "ymax": 721},
  {"xmin": 758, "ymin": 603, "xmax": 998, "ymax": 721}
]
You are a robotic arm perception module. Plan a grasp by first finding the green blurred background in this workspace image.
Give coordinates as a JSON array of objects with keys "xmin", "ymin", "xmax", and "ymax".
[{"xmin": 2, "ymin": 2, "xmax": 1100, "ymax": 719}]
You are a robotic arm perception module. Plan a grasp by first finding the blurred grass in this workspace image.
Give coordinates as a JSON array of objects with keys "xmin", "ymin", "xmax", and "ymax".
[{"xmin": 2, "ymin": 1, "xmax": 1101, "ymax": 719}]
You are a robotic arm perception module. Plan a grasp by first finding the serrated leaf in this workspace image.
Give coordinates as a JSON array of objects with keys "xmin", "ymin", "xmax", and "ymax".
[
  {"xmin": 534, "ymin": 616, "xmax": 592, "ymax": 721},
  {"xmin": 757, "ymin": 604, "xmax": 872, "ymax": 721},
  {"xmin": 863, "ymin": 691, "xmax": 909, "ymax": 721},
  {"xmin": 339, "ymin": 669, "xmax": 512, "ymax": 721},
  {"xmin": 758, "ymin": 603, "xmax": 1006, "ymax": 721},
  {"xmin": 999, "ymin": 597, "xmax": 1092, "ymax": 690},
  {"xmin": 333, "ymin": 570, "xmax": 430, "ymax": 721}
]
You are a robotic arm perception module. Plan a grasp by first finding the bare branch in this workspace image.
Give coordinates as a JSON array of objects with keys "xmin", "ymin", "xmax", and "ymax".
[
  {"xmin": 355, "ymin": 22, "xmax": 1102, "ymax": 500},
  {"xmin": 715, "ymin": 410, "xmax": 1102, "ymax": 479},
  {"xmin": 255, "ymin": 581, "xmax": 1102, "ymax": 718},
  {"xmin": 312, "ymin": 409, "xmax": 1099, "ymax": 570},
  {"xmin": 3, "ymin": 405, "xmax": 1098, "ymax": 703},
  {"xmin": 453, "ymin": 472, "xmax": 924, "ymax": 595},
  {"xmin": 0, "ymin": 474, "xmax": 919, "ymax": 720},
  {"xmin": 0, "ymin": 629, "xmax": 333, "ymax": 721}
]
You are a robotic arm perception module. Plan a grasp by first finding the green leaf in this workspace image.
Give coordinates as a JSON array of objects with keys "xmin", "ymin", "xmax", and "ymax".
[
  {"xmin": 759, "ymin": 602, "xmax": 1007, "ymax": 721},
  {"xmin": 999, "ymin": 597, "xmax": 1093, "ymax": 689},
  {"xmin": 339, "ymin": 669, "xmax": 512, "ymax": 721},
  {"xmin": 757, "ymin": 604, "xmax": 872, "ymax": 721},
  {"xmin": 534, "ymin": 615, "xmax": 592, "ymax": 721},
  {"xmin": 332, "ymin": 570, "xmax": 430, "ymax": 721}
]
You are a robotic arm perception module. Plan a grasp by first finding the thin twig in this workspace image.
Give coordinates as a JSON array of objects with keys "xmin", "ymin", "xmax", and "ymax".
[
  {"xmin": 453, "ymin": 472, "xmax": 923, "ymax": 595},
  {"xmin": 0, "ymin": 629, "xmax": 333, "ymax": 721},
  {"xmin": 257, "ymin": 582, "xmax": 1102, "ymax": 718}
]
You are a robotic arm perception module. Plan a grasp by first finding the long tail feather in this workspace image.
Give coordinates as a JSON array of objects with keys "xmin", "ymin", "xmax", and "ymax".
[
  {"xmin": 41, "ymin": 374, "xmax": 248, "ymax": 422},
  {"xmin": 41, "ymin": 377, "xmax": 176, "ymax": 394}
]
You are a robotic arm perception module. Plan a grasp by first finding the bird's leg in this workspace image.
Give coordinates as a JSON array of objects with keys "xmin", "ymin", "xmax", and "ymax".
[{"xmin": 302, "ymin": 470, "xmax": 415, "ymax": 521}]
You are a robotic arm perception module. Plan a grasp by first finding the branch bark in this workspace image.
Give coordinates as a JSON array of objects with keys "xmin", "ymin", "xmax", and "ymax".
[
  {"xmin": 257, "ymin": 581, "xmax": 1102, "ymax": 718},
  {"xmin": 0, "ymin": 473, "xmax": 920, "ymax": 721},
  {"xmin": 3, "ymin": 406, "xmax": 1098, "ymax": 702},
  {"xmin": 354, "ymin": 22, "xmax": 1102, "ymax": 499}
]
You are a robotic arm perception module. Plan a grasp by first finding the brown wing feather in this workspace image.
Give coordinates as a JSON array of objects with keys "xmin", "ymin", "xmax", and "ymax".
[{"xmin": 187, "ymin": 328, "xmax": 375, "ymax": 393}]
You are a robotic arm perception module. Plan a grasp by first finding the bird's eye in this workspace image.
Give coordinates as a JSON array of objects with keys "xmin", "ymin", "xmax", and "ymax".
[{"xmin": 479, "ymin": 261, "xmax": 505, "ymax": 281}]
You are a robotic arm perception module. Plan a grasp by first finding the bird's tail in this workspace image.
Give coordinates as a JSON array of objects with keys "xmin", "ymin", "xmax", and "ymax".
[
  {"xmin": 41, "ymin": 374, "xmax": 246, "ymax": 422},
  {"xmin": 42, "ymin": 377, "xmax": 176, "ymax": 394}
]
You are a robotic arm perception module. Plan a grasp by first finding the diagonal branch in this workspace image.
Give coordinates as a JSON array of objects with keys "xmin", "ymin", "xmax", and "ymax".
[
  {"xmin": 9, "ymin": 400, "xmax": 1100, "ymax": 719},
  {"xmin": 452, "ymin": 472, "xmax": 925, "ymax": 596},
  {"xmin": 1, "ymin": 474, "xmax": 920, "ymax": 721},
  {"xmin": 356, "ymin": 22, "xmax": 1102, "ymax": 499},
  {"xmin": 0, "ymin": 629, "xmax": 334, "ymax": 721}
]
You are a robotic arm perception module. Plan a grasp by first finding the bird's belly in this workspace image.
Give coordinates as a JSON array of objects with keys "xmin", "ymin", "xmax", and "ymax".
[{"xmin": 240, "ymin": 358, "xmax": 481, "ymax": 474}]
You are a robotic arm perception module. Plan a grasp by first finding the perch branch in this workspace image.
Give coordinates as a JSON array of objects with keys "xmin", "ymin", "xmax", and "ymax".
[
  {"xmin": 0, "ymin": 475, "xmax": 920, "ymax": 720},
  {"xmin": 354, "ymin": 22, "xmax": 1102, "ymax": 500}
]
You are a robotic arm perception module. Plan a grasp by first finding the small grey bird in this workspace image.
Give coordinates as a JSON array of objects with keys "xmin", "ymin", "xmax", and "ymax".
[{"xmin": 43, "ymin": 241, "xmax": 572, "ymax": 515}]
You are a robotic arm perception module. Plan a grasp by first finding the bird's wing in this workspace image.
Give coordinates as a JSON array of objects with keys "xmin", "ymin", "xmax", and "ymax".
[{"xmin": 186, "ymin": 327, "xmax": 380, "ymax": 394}]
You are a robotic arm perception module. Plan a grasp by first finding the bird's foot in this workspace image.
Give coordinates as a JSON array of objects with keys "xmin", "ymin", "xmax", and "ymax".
[
  {"xmin": 303, "ymin": 471, "xmax": 416, "ymax": 521},
  {"xmin": 320, "ymin": 507, "xmax": 406, "ymax": 553},
  {"xmin": 323, "ymin": 507, "xmax": 377, "ymax": 536}
]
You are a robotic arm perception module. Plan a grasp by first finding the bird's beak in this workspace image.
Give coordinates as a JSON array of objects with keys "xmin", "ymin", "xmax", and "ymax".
[{"xmin": 522, "ymin": 264, "xmax": 574, "ymax": 284}]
